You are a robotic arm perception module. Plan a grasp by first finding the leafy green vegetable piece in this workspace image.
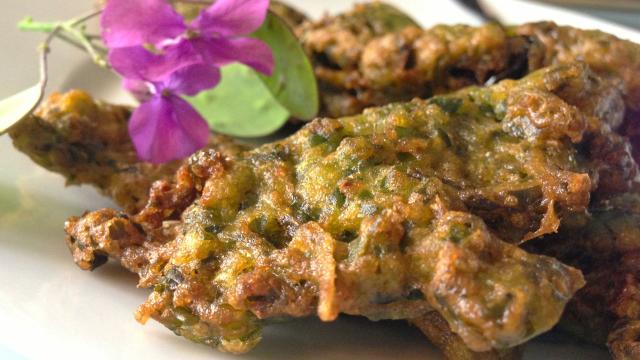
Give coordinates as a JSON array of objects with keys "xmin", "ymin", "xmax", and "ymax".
[
  {"xmin": 309, "ymin": 133, "xmax": 328, "ymax": 146},
  {"xmin": 186, "ymin": 64, "xmax": 289, "ymax": 138},
  {"xmin": 330, "ymin": 188, "xmax": 346, "ymax": 208},
  {"xmin": 397, "ymin": 152, "xmax": 415, "ymax": 161},
  {"xmin": 395, "ymin": 126, "xmax": 416, "ymax": 139},
  {"xmin": 436, "ymin": 128, "xmax": 453, "ymax": 147},
  {"xmin": 448, "ymin": 222, "xmax": 472, "ymax": 243},
  {"xmin": 358, "ymin": 190, "xmax": 374, "ymax": 200},
  {"xmin": 253, "ymin": 12, "xmax": 319, "ymax": 121},
  {"xmin": 338, "ymin": 230, "xmax": 357, "ymax": 243},
  {"xmin": 0, "ymin": 84, "xmax": 43, "ymax": 135},
  {"xmin": 174, "ymin": 306, "xmax": 199, "ymax": 326},
  {"xmin": 430, "ymin": 97, "xmax": 463, "ymax": 114}
]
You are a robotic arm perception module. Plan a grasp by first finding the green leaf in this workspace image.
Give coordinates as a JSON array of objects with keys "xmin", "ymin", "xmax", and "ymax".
[
  {"xmin": 253, "ymin": 12, "xmax": 319, "ymax": 121},
  {"xmin": 0, "ymin": 84, "xmax": 43, "ymax": 135},
  {"xmin": 186, "ymin": 64, "xmax": 289, "ymax": 138}
]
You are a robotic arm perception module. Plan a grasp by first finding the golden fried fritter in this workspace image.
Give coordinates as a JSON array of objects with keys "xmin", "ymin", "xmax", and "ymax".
[
  {"xmin": 8, "ymin": 90, "xmax": 248, "ymax": 212},
  {"xmin": 63, "ymin": 64, "xmax": 627, "ymax": 355},
  {"xmin": 8, "ymin": 90, "xmax": 173, "ymax": 213},
  {"xmin": 297, "ymin": 17, "xmax": 640, "ymax": 352}
]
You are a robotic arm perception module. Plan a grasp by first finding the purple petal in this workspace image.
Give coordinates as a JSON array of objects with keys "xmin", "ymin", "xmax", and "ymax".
[
  {"xmin": 129, "ymin": 94, "xmax": 210, "ymax": 164},
  {"xmin": 194, "ymin": 37, "xmax": 274, "ymax": 76},
  {"xmin": 163, "ymin": 63, "xmax": 221, "ymax": 96},
  {"xmin": 101, "ymin": 0, "xmax": 186, "ymax": 48},
  {"xmin": 191, "ymin": 0, "xmax": 269, "ymax": 36},
  {"xmin": 108, "ymin": 39, "xmax": 202, "ymax": 82},
  {"xmin": 123, "ymin": 78, "xmax": 154, "ymax": 102}
]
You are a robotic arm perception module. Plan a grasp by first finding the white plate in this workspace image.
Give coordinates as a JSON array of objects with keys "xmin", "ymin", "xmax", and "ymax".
[{"xmin": 0, "ymin": 1, "xmax": 612, "ymax": 359}]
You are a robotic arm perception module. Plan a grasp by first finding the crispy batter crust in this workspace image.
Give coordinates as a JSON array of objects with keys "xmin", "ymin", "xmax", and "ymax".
[
  {"xmin": 514, "ymin": 22, "xmax": 640, "ymax": 112},
  {"xmin": 411, "ymin": 311, "xmax": 524, "ymax": 360}
]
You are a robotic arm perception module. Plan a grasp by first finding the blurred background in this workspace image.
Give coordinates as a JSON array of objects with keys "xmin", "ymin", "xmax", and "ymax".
[{"xmin": 538, "ymin": 0, "xmax": 640, "ymax": 29}]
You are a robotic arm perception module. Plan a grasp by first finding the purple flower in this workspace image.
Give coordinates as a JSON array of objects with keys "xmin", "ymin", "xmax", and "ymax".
[
  {"xmin": 101, "ymin": 0, "xmax": 274, "ymax": 163},
  {"xmin": 125, "ymin": 65, "xmax": 218, "ymax": 164}
]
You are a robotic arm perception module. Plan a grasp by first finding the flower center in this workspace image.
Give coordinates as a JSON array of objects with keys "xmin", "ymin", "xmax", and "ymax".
[
  {"xmin": 184, "ymin": 29, "xmax": 200, "ymax": 40},
  {"xmin": 143, "ymin": 43, "xmax": 162, "ymax": 55}
]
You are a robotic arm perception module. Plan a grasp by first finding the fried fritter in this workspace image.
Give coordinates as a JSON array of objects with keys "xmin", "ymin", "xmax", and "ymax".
[
  {"xmin": 299, "ymin": 6, "xmax": 640, "ymax": 181},
  {"xmin": 297, "ymin": 3, "xmax": 545, "ymax": 118},
  {"xmin": 62, "ymin": 64, "xmax": 622, "ymax": 355},
  {"xmin": 294, "ymin": 9, "xmax": 640, "ymax": 355},
  {"xmin": 512, "ymin": 23, "xmax": 640, "ymax": 351},
  {"xmin": 297, "ymin": 6, "xmax": 640, "ymax": 139},
  {"xmin": 527, "ymin": 192, "xmax": 640, "ymax": 358},
  {"xmin": 8, "ymin": 90, "xmax": 248, "ymax": 212}
]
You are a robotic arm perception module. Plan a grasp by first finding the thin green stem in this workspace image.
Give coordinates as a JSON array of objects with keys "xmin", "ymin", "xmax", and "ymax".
[
  {"xmin": 67, "ymin": 9, "xmax": 103, "ymax": 27},
  {"xmin": 27, "ymin": 24, "xmax": 62, "ymax": 122},
  {"xmin": 18, "ymin": 17, "xmax": 60, "ymax": 33},
  {"xmin": 39, "ymin": 27, "xmax": 61, "ymax": 90},
  {"xmin": 18, "ymin": 10, "xmax": 109, "ymax": 69},
  {"xmin": 52, "ymin": 31, "xmax": 86, "ymax": 52},
  {"xmin": 84, "ymin": 34, "xmax": 103, "ymax": 40},
  {"xmin": 64, "ymin": 25, "xmax": 108, "ymax": 67}
]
